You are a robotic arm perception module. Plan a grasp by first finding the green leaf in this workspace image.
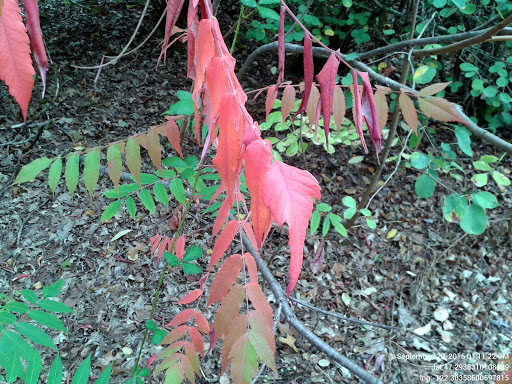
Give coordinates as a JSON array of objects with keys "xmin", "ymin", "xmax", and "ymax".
[
  {"xmin": 183, "ymin": 246, "xmax": 203, "ymax": 262},
  {"xmin": 153, "ymin": 183, "xmax": 169, "ymax": 207},
  {"xmin": 0, "ymin": 312, "xmax": 17, "ymax": 324},
  {"xmin": 126, "ymin": 196, "xmax": 136, "ymax": 219},
  {"xmin": 84, "ymin": 150, "xmax": 100, "ymax": 198},
  {"xmin": 460, "ymin": 205, "xmax": 487, "ymax": 235},
  {"xmin": 471, "ymin": 173, "xmax": 488, "ymax": 187},
  {"xmin": 483, "ymin": 86, "xmax": 497, "ymax": 98},
  {"xmin": 328, "ymin": 213, "xmax": 348, "ymax": 238},
  {"xmin": 164, "ymin": 252, "xmax": 181, "ymax": 267},
  {"xmin": 43, "ymin": 279, "xmax": 65, "ymax": 298},
  {"xmin": 342, "ymin": 196, "xmax": 356, "ymax": 208},
  {"xmin": 65, "ymin": 154, "xmax": 80, "ymax": 198},
  {"xmin": 169, "ymin": 178, "xmax": 186, "ymax": 204},
  {"xmin": 342, "ymin": 0, "xmax": 352, "ymax": 6},
  {"xmin": 101, "ymin": 200, "xmax": 122, "ymax": 221},
  {"xmin": 16, "ymin": 322, "xmax": 57, "ymax": 350},
  {"xmin": 459, "ymin": 63, "xmax": 478, "ymax": 72},
  {"xmin": 150, "ymin": 329, "xmax": 168, "ymax": 345},
  {"xmin": 104, "ymin": 183, "xmax": 139, "ymax": 198},
  {"xmin": 442, "ymin": 194, "xmax": 467, "ymax": 222},
  {"xmin": 27, "ymin": 310, "xmax": 69, "ymax": 333},
  {"xmin": 315, "ymin": 203, "xmax": 331, "ymax": 212},
  {"xmin": 0, "ymin": 334, "xmax": 23, "ymax": 382},
  {"xmin": 472, "ymin": 160, "xmax": 492, "ymax": 171},
  {"xmin": 310, "ymin": 210, "xmax": 321, "ymax": 235},
  {"xmin": 433, "ymin": 0, "xmax": 446, "ymax": 7},
  {"xmin": 492, "ymin": 170, "xmax": 510, "ymax": 186},
  {"xmin": 162, "ymin": 157, "xmax": 188, "ymax": 168},
  {"xmin": 479, "ymin": 155, "xmax": 499, "ymax": 164},
  {"xmin": 414, "ymin": 65, "xmax": 436, "ymax": 84},
  {"xmin": 48, "ymin": 158, "xmax": 62, "ymax": 193},
  {"xmin": 137, "ymin": 173, "xmax": 159, "ymax": 185},
  {"xmin": 20, "ymin": 289, "xmax": 38, "ymax": 304},
  {"xmin": 472, "ymin": 191, "xmax": 498, "ymax": 209},
  {"xmin": 359, "ymin": 209, "xmax": 372, "ymax": 217},
  {"xmin": 181, "ymin": 263, "xmax": 201, "ymax": 275},
  {"xmin": 415, "ymin": 174, "xmax": 436, "ymax": 198},
  {"xmin": 2, "ymin": 329, "xmax": 34, "ymax": 359},
  {"xmin": 24, "ymin": 347, "xmax": 42, "ymax": 384},
  {"xmin": 47, "ymin": 355, "xmax": 63, "ymax": 384},
  {"xmin": 37, "ymin": 300, "xmax": 74, "ymax": 314},
  {"xmin": 322, "ymin": 216, "xmax": 331, "ymax": 237},
  {"xmin": 145, "ymin": 320, "xmax": 158, "ymax": 331},
  {"xmin": 454, "ymin": 126, "xmax": 472, "ymax": 157},
  {"xmin": 240, "ymin": 0, "xmax": 257, "ymax": 6},
  {"xmin": 257, "ymin": 6, "xmax": 280, "ymax": 20},
  {"xmin": 94, "ymin": 362, "xmax": 113, "ymax": 384},
  {"xmin": 343, "ymin": 207, "xmax": 357, "ymax": 219},
  {"xmin": 366, "ymin": 218, "xmax": 376, "ymax": 229},
  {"xmin": 71, "ymin": 354, "xmax": 91, "ymax": 384},
  {"xmin": 139, "ymin": 189, "xmax": 155, "ymax": 214},
  {"xmin": 14, "ymin": 157, "xmax": 53, "ymax": 184},
  {"xmin": 411, "ymin": 152, "xmax": 430, "ymax": 169},
  {"xmin": 4, "ymin": 301, "xmax": 29, "ymax": 313}
]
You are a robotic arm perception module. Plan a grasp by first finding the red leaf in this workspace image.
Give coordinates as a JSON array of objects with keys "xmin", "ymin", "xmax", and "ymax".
[
  {"xmin": 165, "ymin": 119, "xmax": 184, "ymax": 158},
  {"xmin": 158, "ymin": 0, "xmax": 186, "ymax": 65},
  {"xmin": 277, "ymin": 6, "xmax": 285, "ymax": 86},
  {"xmin": 295, "ymin": 33, "xmax": 313, "ymax": 117},
  {"xmin": 207, "ymin": 254, "xmax": 243, "ymax": 307},
  {"xmin": 0, "ymin": 0, "xmax": 35, "ymax": 121},
  {"xmin": 263, "ymin": 161, "xmax": 321, "ymax": 295},
  {"xmin": 175, "ymin": 235, "xmax": 186, "ymax": 261},
  {"xmin": 316, "ymin": 50, "xmax": 340, "ymax": 147},
  {"xmin": 399, "ymin": 93, "xmax": 418, "ymax": 134},
  {"xmin": 281, "ymin": 85, "xmax": 295, "ymax": 124},
  {"xmin": 214, "ymin": 284, "xmax": 245, "ymax": 342},
  {"xmin": 24, "ymin": 0, "xmax": 48, "ymax": 97},
  {"xmin": 418, "ymin": 96, "xmax": 467, "ymax": 124},
  {"xmin": 351, "ymin": 73, "xmax": 367, "ymax": 154},
  {"xmin": 332, "ymin": 85, "xmax": 345, "ymax": 133},
  {"xmin": 242, "ymin": 221, "xmax": 258, "ymax": 251},
  {"xmin": 358, "ymin": 71, "xmax": 381, "ymax": 153},
  {"xmin": 212, "ymin": 194, "xmax": 235, "ymax": 238},
  {"xmin": 194, "ymin": 311, "xmax": 210, "ymax": 334},
  {"xmin": 189, "ymin": 326, "xmax": 205, "ymax": 357},
  {"xmin": 149, "ymin": 234, "xmax": 162, "ymax": 256},
  {"xmin": 160, "ymin": 325, "xmax": 189, "ymax": 345},
  {"xmin": 209, "ymin": 220, "xmax": 239, "ymax": 269},
  {"xmin": 265, "ymin": 86, "xmax": 278, "ymax": 119},
  {"xmin": 177, "ymin": 289, "xmax": 202, "ymax": 305},
  {"xmin": 247, "ymin": 282, "xmax": 272, "ymax": 328},
  {"xmin": 243, "ymin": 140, "xmax": 273, "ymax": 249},
  {"xmin": 166, "ymin": 308, "xmax": 195, "ymax": 327},
  {"xmin": 221, "ymin": 315, "xmax": 247, "ymax": 374},
  {"xmin": 244, "ymin": 252, "xmax": 258, "ymax": 283},
  {"xmin": 157, "ymin": 237, "xmax": 170, "ymax": 261}
]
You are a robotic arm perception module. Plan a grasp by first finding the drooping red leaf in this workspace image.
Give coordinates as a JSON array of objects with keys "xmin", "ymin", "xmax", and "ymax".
[
  {"xmin": 281, "ymin": 85, "xmax": 295, "ymax": 124},
  {"xmin": 166, "ymin": 308, "xmax": 195, "ymax": 327},
  {"xmin": 149, "ymin": 234, "xmax": 162, "ymax": 256},
  {"xmin": 194, "ymin": 311, "xmax": 210, "ymax": 334},
  {"xmin": 0, "ymin": 0, "xmax": 35, "ymax": 121},
  {"xmin": 212, "ymin": 195, "xmax": 235, "ymax": 238},
  {"xmin": 316, "ymin": 50, "xmax": 340, "ymax": 147},
  {"xmin": 177, "ymin": 289, "xmax": 202, "ymax": 305},
  {"xmin": 175, "ymin": 235, "xmax": 186, "ymax": 261},
  {"xmin": 207, "ymin": 254, "xmax": 243, "ymax": 307},
  {"xmin": 243, "ymin": 140, "xmax": 273, "ymax": 249},
  {"xmin": 351, "ymin": 73, "xmax": 368, "ymax": 154},
  {"xmin": 24, "ymin": 0, "xmax": 48, "ymax": 97},
  {"xmin": 221, "ymin": 315, "xmax": 247, "ymax": 374},
  {"xmin": 209, "ymin": 220, "xmax": 239, "ymax": 269},
  {"xmin": 276, "ymin": 6, "xmax": 285, "ymax": 86},
  {"xmin": 157, "ymin": 237, "xmax": 170, "ymax": 261},
  {"xmin": 158, "ymin": 0, "xmax": 186, "ymax": 65},
  {"xmin": 418, "ymin": 96, "xmax": 467, "ymax": 124},
  {"xmin": 247, "ymin": 282, "xmax": 272, "ymax": 328},
  {"xmin": 186, "ymin": 0, "xmax": 199, "ymax": 80},
  {"xmin": 263, "ymin": 161, "xmax": 321, "ymax": 295},
  {"xmin": 265, "ymin": 86, "xmax": 278, "ymax": 119},
  {"xmin": 244, "ymin": 252, "xmax": 258, "ymax": 283},
  {"xmin": 189, "ymin": 326, "xmax": 205, "ymax": 357},
  {"xmin": 399, "ymin": 93, "xmax": 418, "ymax": 134},
  {"xmin": 332, "ymin": 85, "xmax": 345, "ymax": 133},
  {"xmin": 165, "ymin": 119, "xmax": 184, "ymax": 158},
  {"xmin": 295, "ymin": 32, "xmax": 313, "ymax": 117},
  {"xmin": 357, "ymin": 71, "xmax": 381, "ymax": 153},
  {"xmin": 242, "ymin": 221, "xmax": 258, "ymax": 251},
  {"xmin": 374, "ymin": 89, "xmax": 388, "ymax": 132},
  {"xmin": 214, "ymin": 284, "xmax": 245, "ymax": 342}
]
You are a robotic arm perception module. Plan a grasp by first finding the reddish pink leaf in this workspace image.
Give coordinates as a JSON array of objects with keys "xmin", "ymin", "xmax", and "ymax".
[
  {"xmin": 24, "ymin": 0, "xmax": 48, "ymax": 97},
  {"xmin": 281, "ymin": 85, "xmax": 295, "ymax": 124},
  {"xmin": 166, "ymin": 308, "xmax": 195, "ymax": 327},
  {"xmin": 243, "ymin": 140, "xmax": 273, "ymax": 249},
  {"xmin": 399, "ymin": 93, "xmax": 418, "ymax": 134},
  {"xmin": 358, "ymin": 71, "xmax": 381, "ymax": 153},
  {"xmin": 221, "ymin": 315, "xmax": 247, "ymax": 374},
  {"xmin": 214, "ymin": 284, "xmax": 245, "ymax": 342},
  {"xmin": 157, "ymin": 237, "xmax": 170, "ymax": 261},
  {"xmin": 242, "ymin": 221, "xmax": 258, "ymax": 251},
  {"xmin": 295, "ymin": 33, "xmax": 313, "ymax": 117},
  {"xmin": 0, "ymin": 0, "xmax": 35, "ymax": 121},
  {"xmin": 247, "ymin": 282, "xmax": 272, "ymax": 328},
  {"xmin": 149, "ymin": 234, "xmax": 162, "ymax": 256},
  {"xmin": 177, "ymin": 289, "xmax": 202, "ymax": 305},
  {"xmin": 189, "ymin": 326, "xmax": 205, "ymax": 357},
  {"xmin": 212, "ymin": 194, "xmax": 235, "ymax": 238},
  {"xmin": 263, "ymin": 161, "xmax": 321, "ymax": 295},
  {"xmin": 244, "ymin": 252, "xmax": 258, "ymax": 283},
  {"xmin": 374, "ymin": 90, "xmax": 388, "ymax": 132},
  {"xmin": 158, "ymin": 0, "xmax": 186, "ymax": 65},
  {"xmin": 332, "ymin": 85, "xmax": 345, "ymax": 133},
  {"xmin": 175, "ymin": 235, "xmax": 186, "ymax": 261},
  {"xmin": 351, "ymin": 73, "xmax": 368, "ymax": 154},
  {"xmin": 165, "ymin": 119, "xmax": 184, "ymax": 158},
  {"xmin": 277, "ymin": 6, "xmax": 285, "ymax": 86},
  {"xmin": 266, "ymin": 86, "xmax": 278, "ymax": 119},
  {"xmin": 209, "ymin": 220, "xmax": 239, "ymax": 269},
  {"xmin": 207, "ymin": 254, "xmax": 243, "ymax": 307},
  {"xmin": 316, "ymin": 50, "xmax": 340, "ymax": 147},
  {"xmin": 305, "ymin": 85, "xmax": 320, "ymax": 129},
  {"xmin": 194, "ymin": 311, "xmax": 210, "ymax": 334},
  {"xmin": 160, "ymin": 325, "xmax": 189, "ymax": 345}
]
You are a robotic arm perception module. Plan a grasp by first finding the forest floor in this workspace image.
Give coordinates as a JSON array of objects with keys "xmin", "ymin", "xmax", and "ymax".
[{"xmin": 1, "ymin": 1, "xmax": 511, "ymax": 383}]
